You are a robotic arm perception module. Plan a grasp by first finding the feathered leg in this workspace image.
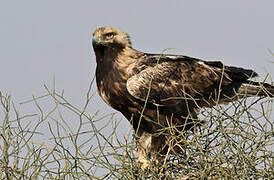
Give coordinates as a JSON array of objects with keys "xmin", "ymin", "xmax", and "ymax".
[
  {"xmin": 136, "ymin": 130, "xmax": 151, "ymax": 170},
  {"xmin": 136, "ymin": 130, "xmax": 167, "ymax": 170}
]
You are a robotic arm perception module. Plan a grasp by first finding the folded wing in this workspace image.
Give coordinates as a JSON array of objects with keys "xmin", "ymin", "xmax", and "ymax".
[{"xmin": 126, "ymin": 54, "xmax": 258, "ymax": 106}]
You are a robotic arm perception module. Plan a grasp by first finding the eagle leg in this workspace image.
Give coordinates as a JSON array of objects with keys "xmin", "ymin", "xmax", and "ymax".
[
  {"xmin": 136, "ymin": 130, "xmax": 166, "ymax": 170},
  {"xmin": 136, "ymin": 130, "xmax": 151, "ymax": 170}
]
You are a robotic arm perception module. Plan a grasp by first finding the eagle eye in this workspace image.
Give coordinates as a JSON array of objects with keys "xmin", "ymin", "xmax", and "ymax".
[{"xmin": 104, "ymin": 32, "xmax": 115, "ymax": 40}]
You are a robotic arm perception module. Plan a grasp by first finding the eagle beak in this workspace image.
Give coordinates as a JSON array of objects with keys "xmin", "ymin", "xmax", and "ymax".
[{"xmin": 92, "ymin": 34, "xmax": 101, "ymax": 46}]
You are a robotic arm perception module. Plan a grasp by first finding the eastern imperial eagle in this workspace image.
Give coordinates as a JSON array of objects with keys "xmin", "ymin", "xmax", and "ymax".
[{"xmin": 92, "ymin": 26, "xmax": 274, "ymax": 169}]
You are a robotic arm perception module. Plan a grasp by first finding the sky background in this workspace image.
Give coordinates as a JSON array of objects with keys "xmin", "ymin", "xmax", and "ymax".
[{"xmin": 0, "ymin": 0, "xmax": 274, "ymax": 175}]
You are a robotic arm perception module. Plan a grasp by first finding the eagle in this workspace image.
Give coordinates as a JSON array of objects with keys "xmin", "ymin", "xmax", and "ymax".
[{"xmin": 92, "ymin": 26, "xmax": 274, "ymax": 169}]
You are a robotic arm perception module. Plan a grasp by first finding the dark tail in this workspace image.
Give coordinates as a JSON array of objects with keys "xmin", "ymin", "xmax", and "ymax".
[{"xmin": 238, "ymin": 81, "xmax": 274, "ymax": 98}]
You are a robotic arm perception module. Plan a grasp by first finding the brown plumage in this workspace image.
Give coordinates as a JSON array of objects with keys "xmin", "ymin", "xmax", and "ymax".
[{"xmin": 92, "ymin": 26, "xmax": 274, "ymax": 169}]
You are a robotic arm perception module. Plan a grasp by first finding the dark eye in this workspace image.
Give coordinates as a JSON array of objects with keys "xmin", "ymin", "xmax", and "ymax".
[{"xmin": 104, "ymin": 32, "xmax": 115, "ymax": 39}]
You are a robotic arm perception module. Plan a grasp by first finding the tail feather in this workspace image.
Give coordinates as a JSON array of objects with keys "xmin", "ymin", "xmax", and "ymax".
[{"xmin": 238, "ymin": 81, "xmax": 274, "ymax": 98}]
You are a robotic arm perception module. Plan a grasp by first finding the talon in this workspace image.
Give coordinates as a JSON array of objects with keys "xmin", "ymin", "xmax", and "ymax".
[{"xmin": 139, "ymin": 158, "xmax": 150, "ymax": 170}]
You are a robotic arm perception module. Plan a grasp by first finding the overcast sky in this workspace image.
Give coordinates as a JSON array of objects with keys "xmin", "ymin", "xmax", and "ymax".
[{"xmin": 1, "ymin": 0, "xmax": 273, "ymax": 174}]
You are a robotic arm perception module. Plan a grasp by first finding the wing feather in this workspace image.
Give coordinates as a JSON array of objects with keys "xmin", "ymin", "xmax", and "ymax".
[{"xmin": 126, "ymin": 55, "xmax": 234, "ymax": 106}]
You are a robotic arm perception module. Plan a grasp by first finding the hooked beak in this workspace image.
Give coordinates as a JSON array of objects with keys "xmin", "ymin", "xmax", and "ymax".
[{"xmin": 92, "ymin": 34, "xmax": 100, "ymax": 46}]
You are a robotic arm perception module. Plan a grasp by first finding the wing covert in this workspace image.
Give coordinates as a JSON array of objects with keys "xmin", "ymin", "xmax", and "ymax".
[{"xmin": 126, "ymin": 57, "xmax": 232, "ymax": 106}]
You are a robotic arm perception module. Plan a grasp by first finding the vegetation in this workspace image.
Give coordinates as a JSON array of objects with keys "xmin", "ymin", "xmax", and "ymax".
[{"xmin": 0, "ymin": 75, "xmax": 273, "ymax": 179}]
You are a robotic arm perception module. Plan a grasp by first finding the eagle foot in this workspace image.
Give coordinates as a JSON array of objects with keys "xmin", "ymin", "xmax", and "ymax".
[{"xmin": 138, "ymin": 158, "xmax": 150, "ymax": 171}]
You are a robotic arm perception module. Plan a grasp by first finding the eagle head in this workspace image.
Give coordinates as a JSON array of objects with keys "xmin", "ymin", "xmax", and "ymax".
[{"xmin": 92, "ymin": 26, "xmax": 132, "ymax": 49}]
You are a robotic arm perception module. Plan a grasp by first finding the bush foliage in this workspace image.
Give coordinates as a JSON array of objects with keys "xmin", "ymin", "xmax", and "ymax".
[{"xmin": 0, "ymin": 77, "xmax": 273, "ymax": 179}]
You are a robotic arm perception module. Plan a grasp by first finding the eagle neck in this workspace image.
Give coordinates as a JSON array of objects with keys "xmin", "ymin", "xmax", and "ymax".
[
  {"xmin": 114, "ymin": 47, "xmax": 143, "ymax": 78},
  {"xmin": 95, "ymin": 46, "xmax": 142, "ymax": 111},
  {"xmin": 94, "ymin": 45, "xmax": 123, "ymax": 64}
]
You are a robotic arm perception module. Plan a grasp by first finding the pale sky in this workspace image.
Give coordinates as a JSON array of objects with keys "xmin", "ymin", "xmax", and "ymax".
[{"xmin": 1, "ymin": 0, "xmax": 273, "ymax": 176}]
